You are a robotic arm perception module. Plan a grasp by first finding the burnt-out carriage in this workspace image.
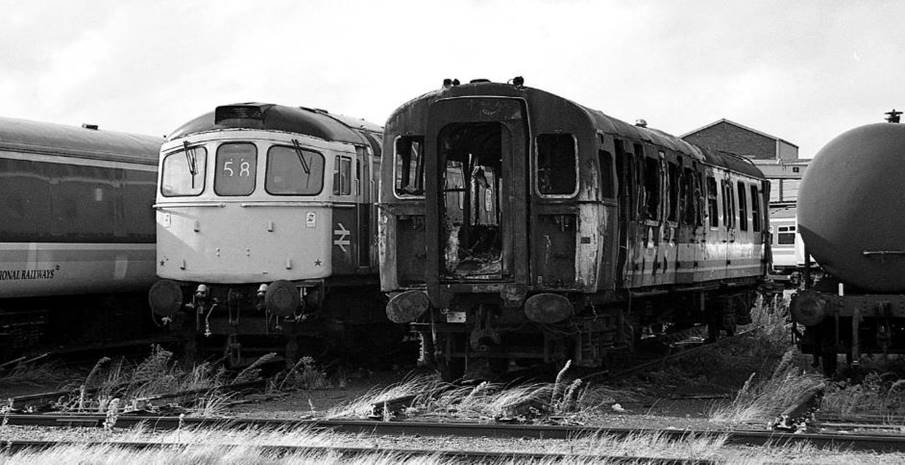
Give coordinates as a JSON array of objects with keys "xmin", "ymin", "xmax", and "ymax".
[{"xmin": 379, "ymin": 78, "xmax": 771, "ymax": 378}]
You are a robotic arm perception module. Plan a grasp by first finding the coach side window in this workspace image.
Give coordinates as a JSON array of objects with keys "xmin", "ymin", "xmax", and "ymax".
[
  {"xmin": 161, "ymin": 145, "xmax": 207, "ymax": 197},
  {"xmin": 706, "ymin": 176, "xmax": 718, "ymax": 228},
  {"xmin": 395, "ymin": 136, "xmax": 424, "ymax": 197},
  {"xmin": 643, "ymin": 156, "xmax": 661, "ymax": 221},
  {"xmin": 536, "ymin": 133, "xmax": 577, "ymax": 197},
  {"xmin": 666, "ymin": 160, "xmax": 678, "ymax": 223},
  {"xmin": 750, "ymin": 185, "xmax": 762, "ymax": 232},
  {"xmin": 721, "ymin": 180, "xmax": 735, "ymax": 229},
  {"xmin": 737, "ymin": 181, "xmax": 748, "ymax": 231},
  {"xmin": 598, "ymin": 150, "xmax": 615, "ymax": 198}
]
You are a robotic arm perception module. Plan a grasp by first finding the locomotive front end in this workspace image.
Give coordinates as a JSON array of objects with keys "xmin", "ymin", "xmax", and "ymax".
[{"xmin": 150, "ymin": 104, "xmax": 384, "ymax": 365}]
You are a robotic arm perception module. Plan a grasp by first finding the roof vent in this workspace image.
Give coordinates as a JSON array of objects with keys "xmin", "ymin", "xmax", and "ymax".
[
  {"xmin": 470, "ymin": 78, "xmax": 491, "ymax": 83},
  {"xmin": 635, "ymin": 119, "xmax": 648, "ymax": 128},
  {"xmin": 82, "ymin": 123, "xmax": 99, "ymax": 130},
  {"xmin": 215, "ymin": 105, "xmax": 264, "ymax": 124}
]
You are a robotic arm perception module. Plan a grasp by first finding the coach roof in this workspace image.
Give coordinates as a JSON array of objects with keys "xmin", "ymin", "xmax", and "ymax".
[{"xmin": 0, "ymin": 116, "xmax": 162, "ymax": 165}]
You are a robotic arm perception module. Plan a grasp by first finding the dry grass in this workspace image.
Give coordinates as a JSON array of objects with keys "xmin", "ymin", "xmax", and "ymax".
[
  {"xmin": 1, "ymin": 424, "xmax": 904, "ymax": 464},
  {"xmin": 709, "ymin": 347, "xmax": 824, "ymax": 424},
  {"xmin": 53, "ymin": 345, "xmax": 240, "ymax": 415},
  {"xmin": 821, "ymin": 371, "xmax": 905, "ymax": 418}
]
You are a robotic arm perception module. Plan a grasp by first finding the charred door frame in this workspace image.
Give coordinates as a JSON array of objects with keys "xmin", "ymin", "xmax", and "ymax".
[{"xmin": 423, "ymin": 97, "xmax": 530, "ymax": 307}]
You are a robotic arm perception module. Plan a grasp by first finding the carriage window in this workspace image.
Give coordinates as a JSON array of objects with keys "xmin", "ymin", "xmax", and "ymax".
[
  {"xmin": 778, "ymin": 232, "xmax": 795, "ymax": 245},
  {"xmin": 598, "ymin": 150, "xmax": 615, "ymax": 198},
  {"xmin": 643, "ymin": 156, "xmax": 661, "ymax": 220},
  {"xmin": 706, "ymin": 176, "xmax": 718, "ymax": 228},
  {"xmin": 750, "ymin": 185, "xmax": 762, "ymax": 232},
  {"xmin": 666, "ymin": 161, "xmax": 679, "ymax": 222},
  {"xmin": 395, "ymin": 136, "xmax": 424, "ymax": 197},
  {"xmin": 161, "ymin": 146, "xmax": 207, "ymax": 197},
  {"xmin": 214, "ymin": 142, "xmax": 256, "ymax": 196},
  {"xmin": 737, "ymin": 181, "xmax": 748, "ymax": 231},
  {"xmin": 536, "ymin": 133, "xmax": 577, "ymax": 196},
  {"xmin": 265, "ymin": 145, "xmax": 325, "ymax": 195},
  {"xmin": 721, "ymin": 180, "xmax": 735, "ymax": 229},
  {"xmin": 680, "ymin": 168, "xmax": 697, "ymax": 225},
  {"xmin": 333, "ymin": 155, "xmax": 352, "ymax": 195}
]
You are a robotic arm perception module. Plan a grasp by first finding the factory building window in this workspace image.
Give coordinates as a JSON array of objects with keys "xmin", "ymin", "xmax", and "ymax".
[
  {"xmin": 395, "ymin": 136, "xmax": 424, "ymax": 197},
  {"xmin": 214, "ymin": 142, "xmax": 256, "ymax": 196},
  {"xmin": 750, "ymin": 185, "xmax": 762, "ymax": 232},
  {"xmin": 706, "ymin": 176, "xmax": 718, "ymax": 228},
  {"xmin": 333, "ymin": 155, "xmax": 352, "ymax": 196},
  {"xmin": 265, "ymin": 145, "xmax": 325, "ymax": 195},
  {"xmin": 737, "ymin": 181, "xmax": 748, "ymax": 231},
  {"xmin": 536, "ymin": 133, "xmax": 577, "ymax": 197},
  {"xmin": 161, "ymin": 145, "xmax": 207, "ymax": 197}
]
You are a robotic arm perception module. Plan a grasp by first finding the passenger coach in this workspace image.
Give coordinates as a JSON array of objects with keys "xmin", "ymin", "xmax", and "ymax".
[
  {"xmin": 380, "ymin": 78, "xmax": 771, "ymax": 378},
  {"xmin": 0, "ymin": 116, "xmax": 161, "ymax": 356}
]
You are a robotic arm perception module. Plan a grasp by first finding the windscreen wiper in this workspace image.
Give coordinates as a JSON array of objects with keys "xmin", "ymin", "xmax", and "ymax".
[
  {"xmin": 182, "ymin": 141, "xmax": 198, "ymax": 188},
  {"xmin": 291, "ymin": 139, "xmax": 311, "ymax": 175}
]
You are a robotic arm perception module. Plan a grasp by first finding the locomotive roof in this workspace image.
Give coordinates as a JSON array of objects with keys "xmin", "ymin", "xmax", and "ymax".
[
  {"xmin": 0, "ymin": 116, "xmax": 162, "ymax": 165},
  {"xmin": 389, "ymin": 81, "xmax": 763, "ymax": 179},
  {"xmin": 168, "ymin": 103, "xmax": 383, "ymax": 155}
]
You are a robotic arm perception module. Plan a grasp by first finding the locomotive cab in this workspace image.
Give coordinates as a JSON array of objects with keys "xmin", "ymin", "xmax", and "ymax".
[{"xmin": 149, "ymin": 104, "xmax": 387, "ymax": 366}]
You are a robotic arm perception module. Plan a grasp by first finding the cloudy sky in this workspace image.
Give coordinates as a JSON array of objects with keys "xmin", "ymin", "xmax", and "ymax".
[{"xmin": 4, "ymin": 0, "xmax": 904, "ymax": 157}]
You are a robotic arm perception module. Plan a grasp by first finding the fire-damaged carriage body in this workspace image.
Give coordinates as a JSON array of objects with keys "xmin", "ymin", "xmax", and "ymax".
[
  {"xmin": 379, "ymin": 79, "xmax": 771, "ymax": 378},
  {"xmin": 148, "ymin": 103, "xmax": 392, "ymax": 365}
]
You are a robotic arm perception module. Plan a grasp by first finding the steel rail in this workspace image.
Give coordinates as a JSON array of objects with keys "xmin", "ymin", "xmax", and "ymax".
[
  {"xmin": 0, "ymin": 439, "xmax": 714, "ymax": 464},
  {"xmin": 5, "ymin": 414, "xmax": 905, "ymax": 452}
]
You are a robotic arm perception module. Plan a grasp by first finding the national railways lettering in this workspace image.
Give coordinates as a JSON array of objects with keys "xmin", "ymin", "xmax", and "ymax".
[{"xmin": 0, "ymin": 268, "xmax": 56, "ymax": 280}]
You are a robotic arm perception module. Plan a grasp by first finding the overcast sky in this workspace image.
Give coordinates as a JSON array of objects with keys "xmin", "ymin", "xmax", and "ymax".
[{"xmin": 4, "ymin": 0, "xmax": 904, "ymax": 157}]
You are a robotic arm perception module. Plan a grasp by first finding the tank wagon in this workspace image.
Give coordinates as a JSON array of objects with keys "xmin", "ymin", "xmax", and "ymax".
[
  {"xmin": 0, "ymin": 116, "xmax": 161, "ymax": 357},
  {"xmin": 791, "ymin": 116, "xmax": 905, "ymax": 374},
  {"xmin": 380, "ymin": 78, "xmax": 771, "ymax": 378},
  {"xmin": 148, "ymin": 103, "xmax": 391, "ymax": 365}
]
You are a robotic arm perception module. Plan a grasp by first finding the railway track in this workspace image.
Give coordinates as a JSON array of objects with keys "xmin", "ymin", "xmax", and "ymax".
[
  {"xmin": 5, "ymin": 413, "xmax": 905, "ymax": 452},
  {"xmin": 0, "ymin": 439, "xmax": 715, "ymax": 464}
]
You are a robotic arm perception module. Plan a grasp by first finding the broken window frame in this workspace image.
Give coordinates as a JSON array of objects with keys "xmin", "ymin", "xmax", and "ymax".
[
  {"xmin": 535, "ymin": 133, "xmax": 579, "ymax": 198},
  {"xmin": 706, "ymin": 175, "xmax": 719, "ymax": 228},
  {"xmin": 393, "ymin": 135, "xmax": 425, "ymax": 198},
  {"xmin": 737, "ymin": 180, "xmax": 748, "ymax": 231}
]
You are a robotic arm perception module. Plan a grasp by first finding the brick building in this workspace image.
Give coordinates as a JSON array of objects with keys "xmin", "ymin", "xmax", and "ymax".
[{"xmin": 681, "ymin": 119, "xmax": 808, "ymax": 206}]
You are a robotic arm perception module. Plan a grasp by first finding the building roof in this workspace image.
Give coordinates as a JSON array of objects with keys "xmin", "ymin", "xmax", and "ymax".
[{"xmin": 681, "ymin": 118, "xmax": 799, "ymax": 149}]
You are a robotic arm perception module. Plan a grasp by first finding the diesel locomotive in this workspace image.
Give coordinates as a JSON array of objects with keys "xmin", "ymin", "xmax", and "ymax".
[
  {"xmin": 147, "ymin": 103, "xmax": 391, "ymax": 365},
  {"xmin": 0, "ymin": 116, "xmax": 161, "ymax": 357},
  {"xmin": 379, "ymin": 78, "xmax": 771, "ymax": 378},
  {"xmin": 791, "ymin": 116, "xmax": 905, "ymax": 375}
]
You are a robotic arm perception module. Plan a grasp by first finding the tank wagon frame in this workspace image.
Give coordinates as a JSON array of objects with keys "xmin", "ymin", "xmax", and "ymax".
[
  {"xmin": 148, "ymin": 104, "xmax": 392, "ymax": 366},
  {"xmin": 379, "ymin": 79, "xmax": 772, "ymax": 378}
]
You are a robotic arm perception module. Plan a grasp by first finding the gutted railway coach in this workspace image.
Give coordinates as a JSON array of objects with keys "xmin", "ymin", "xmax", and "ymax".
[
  {"xmin": 148, "ymin": 103, "xmax": 389, "ymax": 365},
  {"xmin": 0, "ymin": 116, "xmax": 161, "ymax": 355},
  {"xmin": 380, "ymin": 79, "xmax": 770, "ymax": 378}
]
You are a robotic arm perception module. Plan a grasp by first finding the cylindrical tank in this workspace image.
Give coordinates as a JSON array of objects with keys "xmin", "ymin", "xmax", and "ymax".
[{"xmin": 798, "ymin": 123, "xmax": 905, "ymax": 292}]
